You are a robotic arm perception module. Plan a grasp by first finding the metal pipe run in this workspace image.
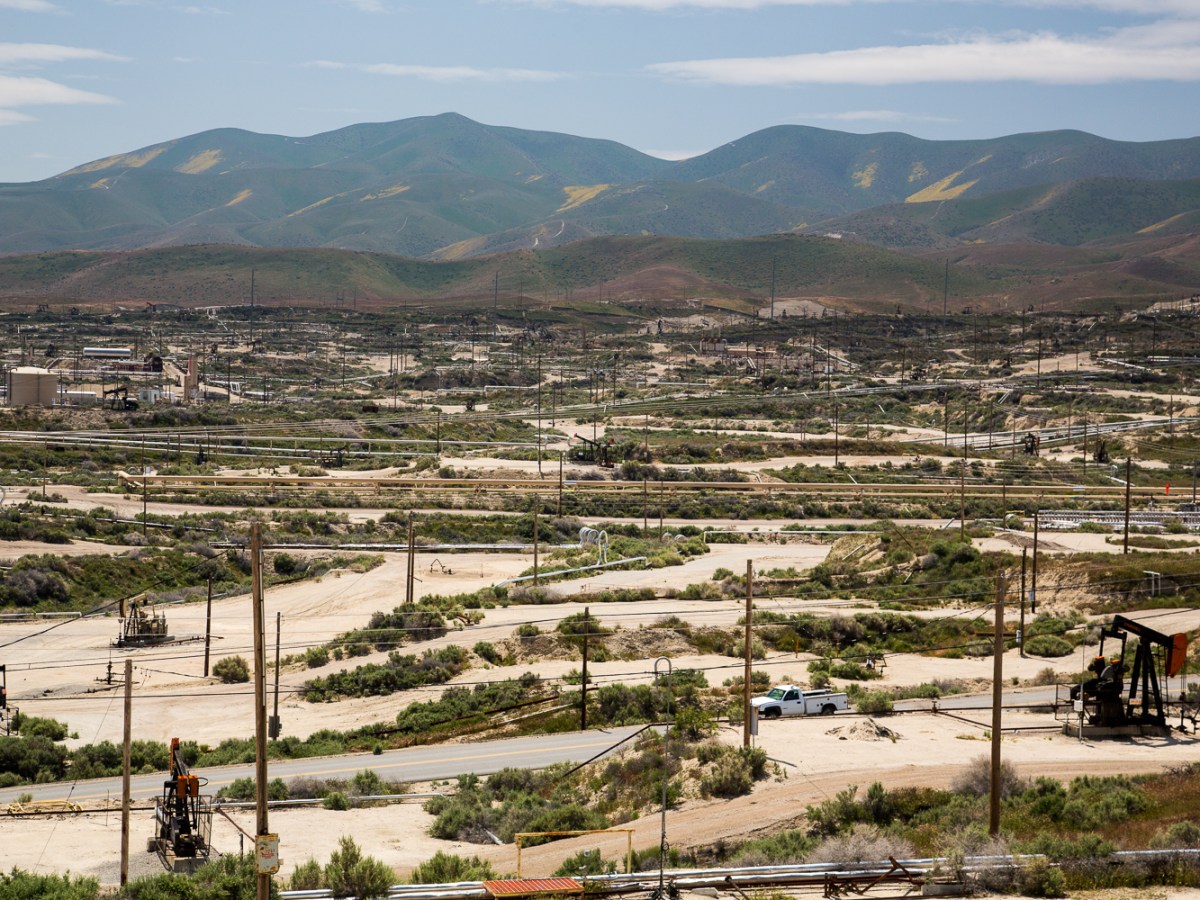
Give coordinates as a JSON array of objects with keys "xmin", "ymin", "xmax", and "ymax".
[
  {"xmin": 496, "ymin": 557, "xmax": 648, "ymax": 587},
  {"xmin": 279, "ymin": 850, "xmax": 1200, "ymax": 900}
]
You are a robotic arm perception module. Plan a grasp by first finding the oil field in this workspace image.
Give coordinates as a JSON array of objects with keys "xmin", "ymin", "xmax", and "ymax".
[{"xmin": 0, "ymin": 287, "xmax": 1198, "ymax": 899}]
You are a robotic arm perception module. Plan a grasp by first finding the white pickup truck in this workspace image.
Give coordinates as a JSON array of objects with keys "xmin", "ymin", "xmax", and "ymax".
[{"xmin": 752, "ymin": 685, "xmax": 850, "ymax": 718}]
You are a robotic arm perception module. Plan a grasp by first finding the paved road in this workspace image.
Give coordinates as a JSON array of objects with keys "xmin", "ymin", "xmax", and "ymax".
[
  {"xmin": 0, "ymin": 724, "xmax": 649, "ymax": 805},
  {"xmin": 896, "ymin": 686, "xmax": 1058, "ymax": 713}
]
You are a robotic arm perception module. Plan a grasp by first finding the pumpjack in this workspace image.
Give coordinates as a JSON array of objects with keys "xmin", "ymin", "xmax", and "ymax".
[
  {"xmin": 151, "ymin": 738, "xmax": 212, "ymax": 872},
  {"xmin": 114, "ymin": 599, "xmax": 171, "ymax": 647},
  {"xmin": 574, "ymin": 434, "xmax": 616, "ymax": 468},
  {"xmin": 1067, "ymin": 614, "xmax": 1189, "ymax": 737}
]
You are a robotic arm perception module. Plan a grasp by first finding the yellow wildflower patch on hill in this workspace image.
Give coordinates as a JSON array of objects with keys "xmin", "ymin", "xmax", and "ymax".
[
  {"xmin": 362, "ymin": 184, "xmax": 411, "ymax": 201},
  {"xmin": 852, "ymin": 163, "xmax": 878, "ymax": 189},
  {"xmin": 908, "ymin": 162, "xmax": 929, "ymax": 183},
  {"xmin": 89, "ymin": 178, "xmax": 109, "ymax": 190},
  {"xmin": 434, "ymin": 236, "xmax": 489, "ymax": 260},
  {"xmin": 65, "ymin": 146, "xmax": 168, "ymax": 175},
  {"xmin": 225, "ymin": 189, "xmax": 252, "ymax": 207},
  {"xmin": 905, "ymin": 170, "xmax": 978, "ymax": 203},
  {"xmin": 1138, "ymin": 212, "xmax": 1190, "ymax": 234},
  {"xmin": 287, "ymin": 196, "xmax": 335, "ymax": 218},
  {"xmin": 176, "ymin": 149, "xmax": 223, "ymax": 174},
  {"xmin": 557, "ymin": 184, "xmax": 609, "ymax": 212}
]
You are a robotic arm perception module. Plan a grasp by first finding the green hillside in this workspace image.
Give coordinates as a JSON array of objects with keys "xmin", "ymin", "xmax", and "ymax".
[
  {"xmin": 0, "ymin": 236, "xmax": 995, "ymax": 309},
  {"xmin": 1, "ymin": 231, "xmax": 1195, "ymax": 314},
  {"xmin": 810, "ymin": 178, "xmax": 1200, "ymax": 249},
  {"xmin": 2, "ymin": 115, "xmax": 1198, "ymax": 261}
]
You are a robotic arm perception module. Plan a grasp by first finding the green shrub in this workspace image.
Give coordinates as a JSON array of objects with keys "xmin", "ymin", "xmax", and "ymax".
[
  {"xmin": 213, "ymin": 656, "xmax": 250, "ymax": 684},
  {"xmin": 553, "ymin": 849, "xmax": 617, "ymax": 877},
  {"xmin": 305, "ymin": 647, "xmax": 330, "ymax": 669},
  {"xmin": 0, "ymin": 869, "xmax": 99, "ymax": 899},
  {"xmin": 288, "ymin": 859, "xmax": 324, "ymax": 891},
  {"xmin": 13, "ymin": 714, "xmax": 69, "ymax": 741},
  {"xmin": 323, "ymin": 791, "xmax": 350, "ymax": 810},
  {"xmin": 410, "ymin": 851, "xmax": 496, "ymax": 884},
  {"xmin": 700, "ymin": 752, "xmax": 752, "ymax": 798},
  {"xmin": 671, "ymin": 707, "xmax": 717, "ymax": 741},
  {"xmin": 854, "ymin": 692, "xmax": 895, "ymax": 715},
  {"xmin": 1150, "ymin": 820, "xmax": 1200, "ymax": 849},
  {"xmin": 1024, "ymin": 635, "xmax": 1074, "ymax": 658},
  {"xmin": 324, "ymin": 835, "xmax": 394, "ymax": 898},
  {"xmin": 1016, "ymin": 859, "xmax": 1067, "ymax": 897},
  {"xmin": 698, "ymin": 746, "xmax": 767, "ymax": 799},
  {"xmin": 474, "ymin": 642, "xmax": 502, "ymax": 665}
]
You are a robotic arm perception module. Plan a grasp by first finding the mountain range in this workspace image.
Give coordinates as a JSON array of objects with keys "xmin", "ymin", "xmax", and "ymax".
[{"xmin": 3, "ymin": 113, "xmax": 1200, "ymax": 261}]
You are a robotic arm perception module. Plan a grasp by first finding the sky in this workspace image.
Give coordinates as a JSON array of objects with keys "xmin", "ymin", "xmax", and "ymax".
[{"xmin": 2, "ymin": 0, "xmax": 1199, "ymax": 183}]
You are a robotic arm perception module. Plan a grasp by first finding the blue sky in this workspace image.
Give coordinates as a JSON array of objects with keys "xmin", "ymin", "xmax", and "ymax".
[{"xmin": 2, "ymin": 0, "xmax": 1199, "ymax": 182}]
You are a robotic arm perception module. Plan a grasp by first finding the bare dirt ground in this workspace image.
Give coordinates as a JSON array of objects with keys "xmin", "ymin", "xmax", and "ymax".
[
  {"xmin": 2, "ymin": 434, "xmax": 1197, "ymax": 888},
  {"xmin": 6, "ymin": 709, "xmax": 1198, "ymax": 885}
]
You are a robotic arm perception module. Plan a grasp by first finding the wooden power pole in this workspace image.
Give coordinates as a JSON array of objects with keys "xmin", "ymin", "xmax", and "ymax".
[
  {"xmin": 120, "ymin": 658, "xmax": 132, "ymax": 886},
  {"xmin": 405, "ymin": 515, "xmax": 415, "ymax": 604},
  {"xmin": 203, "ymin": 576, "xmax": 213, "ymax": 678},
  {"xmin": 743, "ymin": 561, "xmax": 753, "ymax": 748},
  {"xmin": 250, "ymin": 523, "xmax": 273, "ymax": 900},
  {"xmin": 1123, "ymin": 457, "xmax": 1133, "ymax": 555},
  {"xmin": 580, "ymin": 607, "xmax": 589, "ymax": 731},
  {"xmin": 989, "ymin": 573, "xmax": 1007, "ymax": 837}
]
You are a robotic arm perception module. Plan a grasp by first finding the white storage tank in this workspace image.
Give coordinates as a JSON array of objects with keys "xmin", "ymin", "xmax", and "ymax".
[{"xmin": 7, "ymin": 366, "xmax": 58, "ymax": 407}]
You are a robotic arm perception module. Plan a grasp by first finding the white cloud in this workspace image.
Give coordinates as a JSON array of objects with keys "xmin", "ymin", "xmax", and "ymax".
[
  {"xmin": 0, "ymin": 109, "xmax": 37, "ymax": 124},
  {"xmin": 173, "ymin": 5, "xmax": 230, "ymax": 12},
  {"xmin": 648, "ymin": 28, "xmax": 1200, "ymax": 85},
  {"xmin": 0, "ymin": 74, "xmax": 117, "ymax": 106},
  {"xmin": 803, "ymin": 110, "xmax": 957, "ymax": 123},
  {"xmin": 312, "ymin": 60, "xmax": 563, "ymax": 82},
  {"xmin": 0, "ymin": 43, "xmax": 129, "ymax": 65},
  {"xmin": 0, "ymin": 0, "xmax": 59, "ymax": 10}
]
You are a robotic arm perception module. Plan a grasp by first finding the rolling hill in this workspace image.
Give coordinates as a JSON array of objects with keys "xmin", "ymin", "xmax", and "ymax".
[
  {"xmin": 2, "ymin": 114, "xmax": 1199, "ymax": 260},
  {"xmin": 0, "ymin": 231, "xmax": 1196, "ymax": 314}
]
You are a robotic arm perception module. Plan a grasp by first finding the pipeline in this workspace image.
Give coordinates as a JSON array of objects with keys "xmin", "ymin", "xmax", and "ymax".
[{"xmin": 278, "ymin": 849, "xmax": 1200, "ymax": 899}]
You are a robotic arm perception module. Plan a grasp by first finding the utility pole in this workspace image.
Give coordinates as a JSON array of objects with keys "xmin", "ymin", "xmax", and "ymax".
[
  {"xmin": 250, "ymin": 522, "xmax": 272, "ymax": 900},
  {"xmin": 743, "ymin": 561, "xmax": 753, "ymax": 748},
  {"xmin": 270, "ymin": 611, "xmax": 281, "ymax": 740},
  {"xmin": 203, "ymin": 576, "xmax": 213, "ymax": 678},
  {"xmin": 1123, "ymin": 457, "xmax": 1133, "ymax": 555},
  {"xmin": 642, "ymin": 479, "xmax": 648, "ymax": 535},
  {"xmin": 960, "ymin": 425, "xmax": 968, "ymax": 542},
  {"xmin": 1031, "ymin": 511, "xmax": 1040, "ymax": 616},
  {"xmin": 120, "ymin": 658, "xmax": 132, "ymax": 887},
  {"xmin": 533, "ymin": 506, "xmax": 540, "ymax": 587},
  {"xmin": 141, "ymin": 435, "xmax": 148, "ymax": 538},
  {"xmin": 580, "ymin": 607, "xmax": 589, "ymax": 731},
  {"xmin": 658, "ymin": 480, "xmax": 664, "ymax": 541},
  {"xmin": 989, "ymin": 573, "xmax": 1007, "ymax": 838},
  {"xmin": 558, "ymin": 452, "xmax": 564, "ymax": 517},
  {"xmin": 1019, "ymin": 549, "xmax": 1028, "ymax": 658},
  {"xmin": 405, "ymin": 516, "xmax": 415, "ymax": 605},
  {"xmin": 833, "ymin": 402, "xmax": 839, "ymax": 467}
]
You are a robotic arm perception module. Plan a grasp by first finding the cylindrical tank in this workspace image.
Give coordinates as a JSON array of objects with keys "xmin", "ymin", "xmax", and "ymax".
[{"xmin": 8, "ymin": 366, "xmax": 47, "ymax": 406}]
